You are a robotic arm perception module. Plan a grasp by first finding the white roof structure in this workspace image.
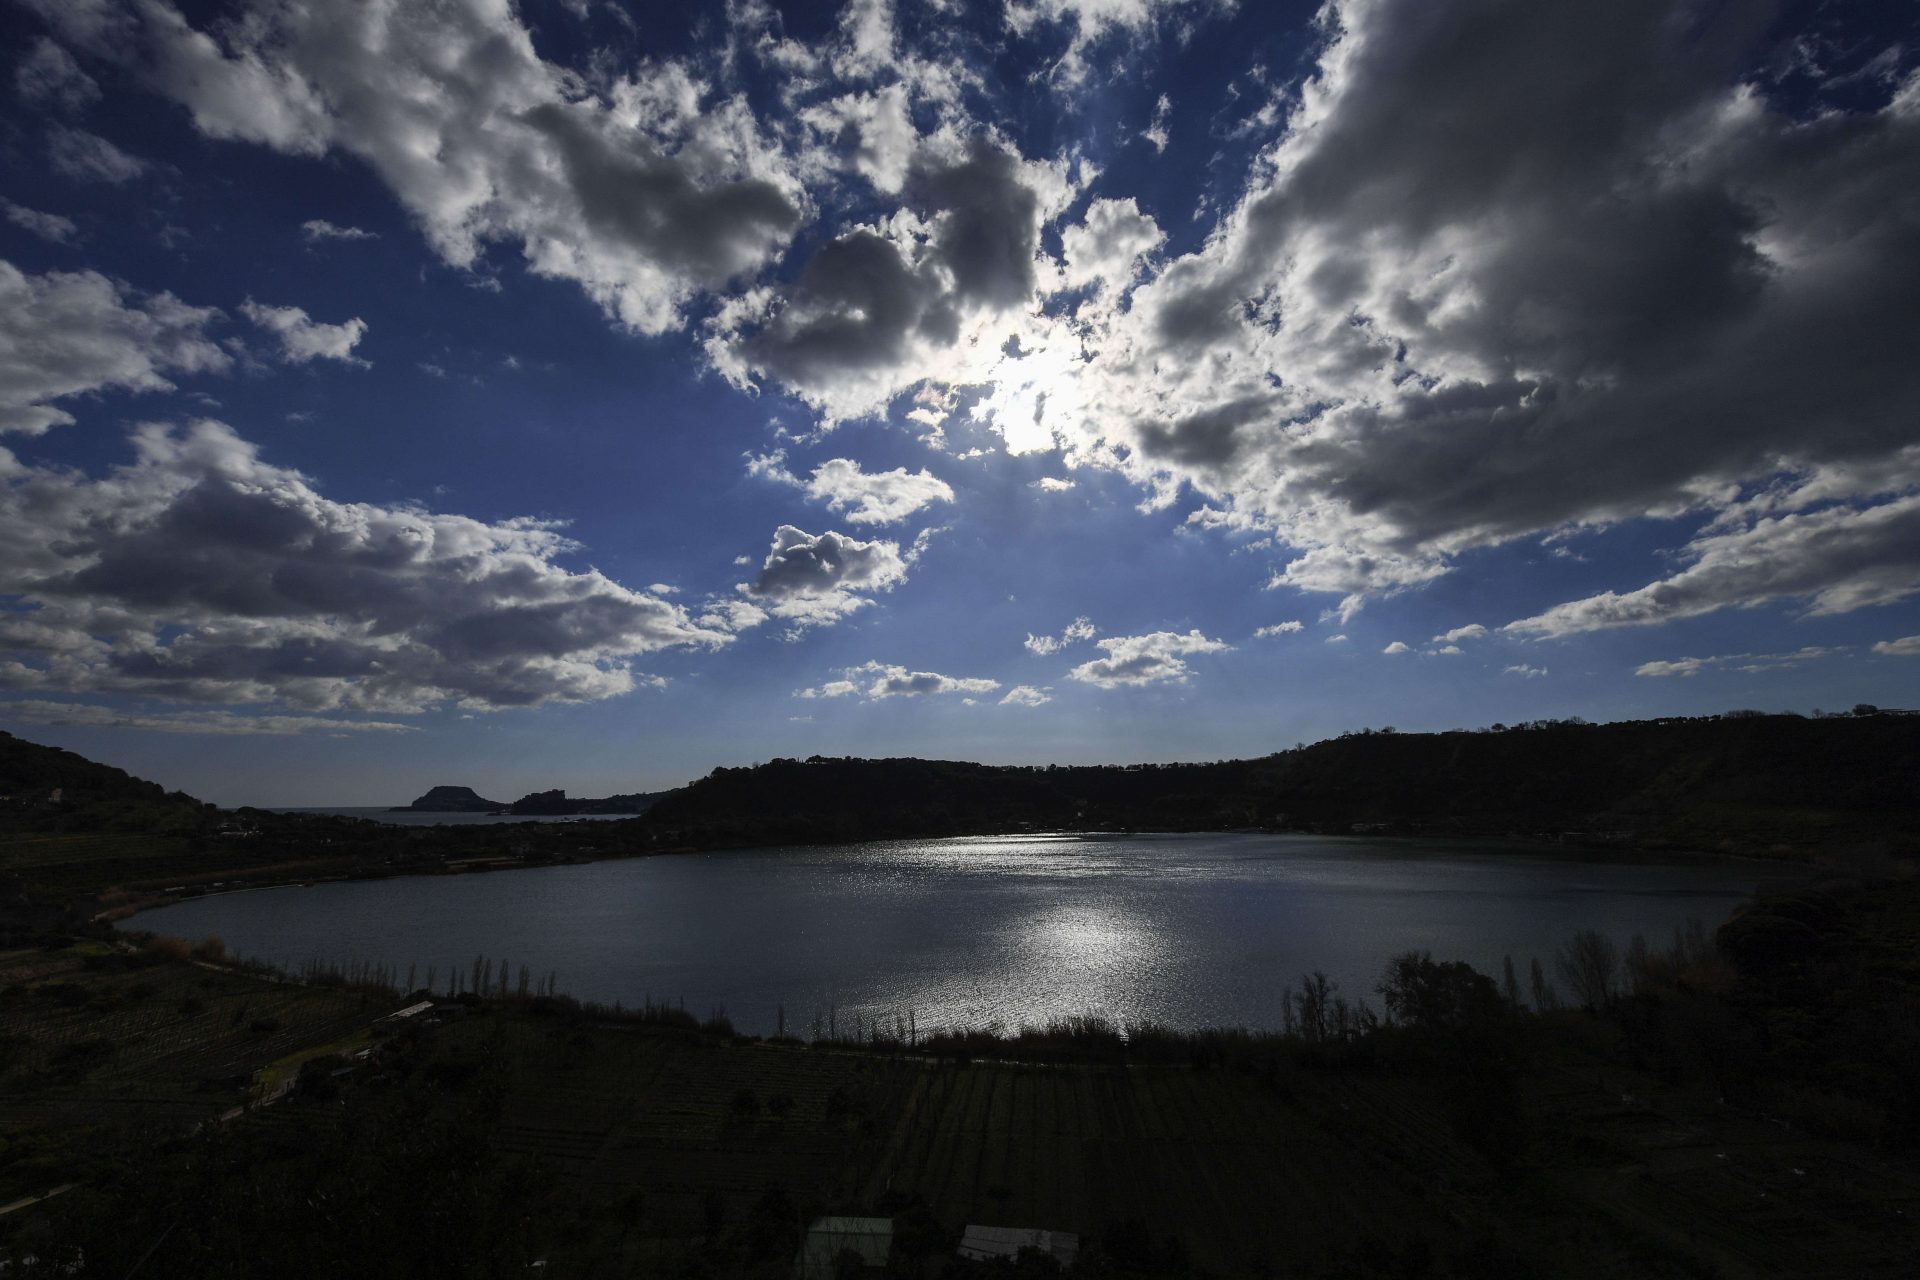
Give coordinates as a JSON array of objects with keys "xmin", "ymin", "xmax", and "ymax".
[
  {"xmin": 958, "ymin": 1224, "xmax": 1079, "ymax": 1268},
  {"xmin": 794, "ymin": 1216, "xmax": 892, "ymax": 1278},
  {"xmin": 379, "ymin": 1000, "xmax": 435, "ymax": 1021}
]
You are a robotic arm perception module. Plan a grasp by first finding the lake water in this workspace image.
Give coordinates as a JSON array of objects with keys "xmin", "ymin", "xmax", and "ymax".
[
  {"xmin": 263, "ymin": 807, "xmax": 634, "ymax": 826},
  {"xmin": 126, "ymin": 832, "xmax": 1807, "ymax": 1036}
]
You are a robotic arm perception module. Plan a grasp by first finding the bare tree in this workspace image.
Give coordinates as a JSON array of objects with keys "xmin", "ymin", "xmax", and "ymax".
[
  {"xmin": 1529, "ymin": 957, "xmax": 1559, "ymax": 1011},
  {"xmin": 1624, "ymin": 932, "xmax": 1653, "ymax": 995},
  {"xmin": 1557, "ymin": 930, "xmax": 1620, "ymax": 1011},
  {"xmin": 1294, "ymin": 971, "xmax": 1335, "ymax": 1042}
]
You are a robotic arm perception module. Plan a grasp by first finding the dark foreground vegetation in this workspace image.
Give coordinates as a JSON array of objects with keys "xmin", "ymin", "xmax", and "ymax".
[{"xmin": 0, "ymin": 875, "xmax": 1915, "ymax": 1277}]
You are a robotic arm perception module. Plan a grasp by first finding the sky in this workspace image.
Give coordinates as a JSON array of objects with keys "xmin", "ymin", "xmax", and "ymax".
[{"xmin": 1, "ymin": 0, "xmax": 1918, "ymax": 806}]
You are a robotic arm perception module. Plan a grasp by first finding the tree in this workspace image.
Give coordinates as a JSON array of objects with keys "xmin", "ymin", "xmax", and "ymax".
[
  {"xmin": 1557, "ymin": 930, "xmax": 1619, "ymax": 1011},
  {"xmin": 1377, "ymin": 952, "xmax": 1504, "ymax": 1034},
  {"xmin": 1529, "ymin": 957, "xmax": 1558, "ymax": 1011}
]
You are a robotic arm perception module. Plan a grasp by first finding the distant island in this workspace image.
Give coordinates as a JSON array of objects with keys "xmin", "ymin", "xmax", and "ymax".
[{"xmin": 390, "ymin": 785, "xmax": 503, "ymax": 813}]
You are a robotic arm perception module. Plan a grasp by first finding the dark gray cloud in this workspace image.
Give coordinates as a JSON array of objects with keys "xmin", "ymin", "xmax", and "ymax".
[
  {"xmin": 33, "ymin": 0, "xmax": 808, "ymax": 334},
  {"xmin": 0, "ymin": 700, "xmax": 414, "ymax": 736},
  {"xmin": 0, "ymin": 421, "xmax": 728, "ymax": 710},
  {"xmin": 717, "ymin": 138, "xmax": 1061, "ymax": 419},
  {"xmin": 913, "ymin": 142, "xmax": 1042, "ymax": 310},
  {"xmin": 744, "ymin": 231, "xmax": 937, "ymax": 385},
  {"xmin": 1046, "ymin": 0, "xmax": 1920, "ymax": 616},
  {"xmin": 744, "ymin": 524, "xmax": 911, "ymax": 627},
  {"xmin": 520, "ymin": 102, "xmax": 801, "ymax": 284}
]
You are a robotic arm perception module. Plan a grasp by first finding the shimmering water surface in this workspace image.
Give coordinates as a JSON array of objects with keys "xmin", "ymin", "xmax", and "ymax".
[
  {"xmin": 127, "ymin": 833, "xmax": 1806, "ymax": 1035},
  {"xmin": 266, "ymin": 807, "xmax": 631, "ymax": 826}
]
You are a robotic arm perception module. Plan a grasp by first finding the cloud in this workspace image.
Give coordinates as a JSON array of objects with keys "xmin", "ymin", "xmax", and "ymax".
[
  {"xmin": 1507, "ymin": 493, "xmax": 1920, "ymax": 638},
  {"xmin": 999, "ymin": 684, "xmax": 1051, "ymax": 706},
  {"xmin": 1141, "ymin": 94, "xmax": 1171, "ymax": 153},
  {"xmin": 240, "ymin": 300, "xmax": 369, "ymax": 366},
  {"xmin": 1033, "ymin": 477, "xmax": 1076, "ymax": 492},
  {"xmin": 1068, "ymin": 629, "xmax": 1229, "ymax": 688},
  {"xmin": 1503, "ymin": 665, "xmax": 1548, "ymax": 679},
  {"xmin": 1432, "ymin": 624, "xmax": 1487, "ymax": 644},
  {"xmin": 1060, "ymin": 197, "xmax": 1164, "ymax": 292},
  {"xmin": 1635, "ymin": 647, "xmax": 1839, "ymax": 677},
  {"xmin": 300, "ymin": 219, "xmax": 376, "ymax": 243},
  {"xmin": 28, "ymin": 0, "xmax": 1917, "ymax": 641},
  {"xmin": 967, "ymin": 0, "xmax": 1920, "ymax": 620},
  {"xmin": 1874, "ymin": 636, "xmax": 1920, "ymax": 657},
  {"xmin": 0, "ymin": 262, "xmax": 230, "ymax": 435},
  {"xmin": 796, "ymin": 457, "xmax": 954, "ymax": 525},
  {"xmin": 708, "ymin": 138, "xmax": 1073, "ymax": 423},
  {"xmin": 15, "ymin": 38, "xmax": 100, "ymax": 112},
  {"xmin": 742, "ymin": 524, "xmax": 911, "ymax": 628},
  {"xmin": 3, "ymin": 202, "xmax": 77, "ymax": 244},
  {"xmin": 45, "ymin": 126, "xmax": 146, "ymax": 182},
  {"xmin": 0, "ymin": 420, "xmax": 728, "ymax": 711},
  {"xmin": 1253, "ymin": 621, "xmax": 1303, "ymax": 639},
  {"xmin": 0, "ymin": 700, "xmax": 414, "ymax": 736},
  {"xmin": 799, "ymin": 660, "xmax": 998, "ymax": 700},
  {"xmin": 1025, "ymin": 616, "xmax": 1096, "ymax": 654},
  {"xmin": 1006, "ymin": 0, "xmax": 1225, "ymax": 83},
  {"xmin": 42, "ymin": 0, "xmax": 805, "ymax": 335},
  {"xmin": 1382, "ymin": 641, "xmax": 1410, "ymax": 655}
]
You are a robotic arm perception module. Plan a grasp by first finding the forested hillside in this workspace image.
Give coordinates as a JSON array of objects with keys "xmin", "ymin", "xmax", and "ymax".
[{"xmin": 645, "ymin": 712, "xmax": 1920, "ymax": 860}]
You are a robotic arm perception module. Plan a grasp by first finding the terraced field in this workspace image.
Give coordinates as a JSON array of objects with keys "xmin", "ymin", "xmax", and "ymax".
[{"xmin": 0, "ymin": 943, "xmax": 386, "ymax": 1199}]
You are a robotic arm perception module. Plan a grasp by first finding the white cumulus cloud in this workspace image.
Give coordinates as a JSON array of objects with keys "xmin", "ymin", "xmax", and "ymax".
[
  {"xmin": 799, "ymin": 660, "xmax": 998, "ymax": 700},
  {"xmin": 240, "ymin": 300, "xmax": 369, "ymax": 366},
  {"xmin": 1068, "ymin": 629, "xmax": 1229, "ymax": 688},
  {"xmin": 0, "ymin": 261, "xmax": 230, "ymax": 435}
]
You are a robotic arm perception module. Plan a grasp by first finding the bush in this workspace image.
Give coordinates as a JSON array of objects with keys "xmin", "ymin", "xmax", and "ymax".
[{"xmin": 144, "ymin": 935, "xmax": 192, "ymax": 962}]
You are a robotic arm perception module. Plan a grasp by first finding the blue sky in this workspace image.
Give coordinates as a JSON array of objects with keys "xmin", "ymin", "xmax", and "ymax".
[{"xmin": 2, "ymin": 0, "xmax": 1918, "ymax": 805}]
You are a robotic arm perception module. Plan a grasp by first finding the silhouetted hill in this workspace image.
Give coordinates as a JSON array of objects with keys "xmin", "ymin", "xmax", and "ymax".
[
  {"xmin": 0, "ymin": 729, "xmax": 212, "ymax": 835},
  {"xmin": 394, "ymin": 785, "xmax": 504, "ymax": 812},
  {"xmin": 508, "ymin": 789, "xmax": 664, "ymax": 816},
  {"xmin": 644, "ymin": 712, "xmax": 1920, "ymax": 861}
]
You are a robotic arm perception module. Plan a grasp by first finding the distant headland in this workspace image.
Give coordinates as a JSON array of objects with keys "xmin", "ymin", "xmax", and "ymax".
[{"xmin": 392, "ymin": 785, "xmax": 665, "ymax": 816}]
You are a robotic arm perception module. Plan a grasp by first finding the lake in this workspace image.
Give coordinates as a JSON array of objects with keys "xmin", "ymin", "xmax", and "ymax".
[
  {"xmin": 126, "ymin": 832, "xmax": 1807, "ymax": 1036},
  {"xmin": 263, "ymin": 807, "xmax": 634, "ymax": 826}
]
